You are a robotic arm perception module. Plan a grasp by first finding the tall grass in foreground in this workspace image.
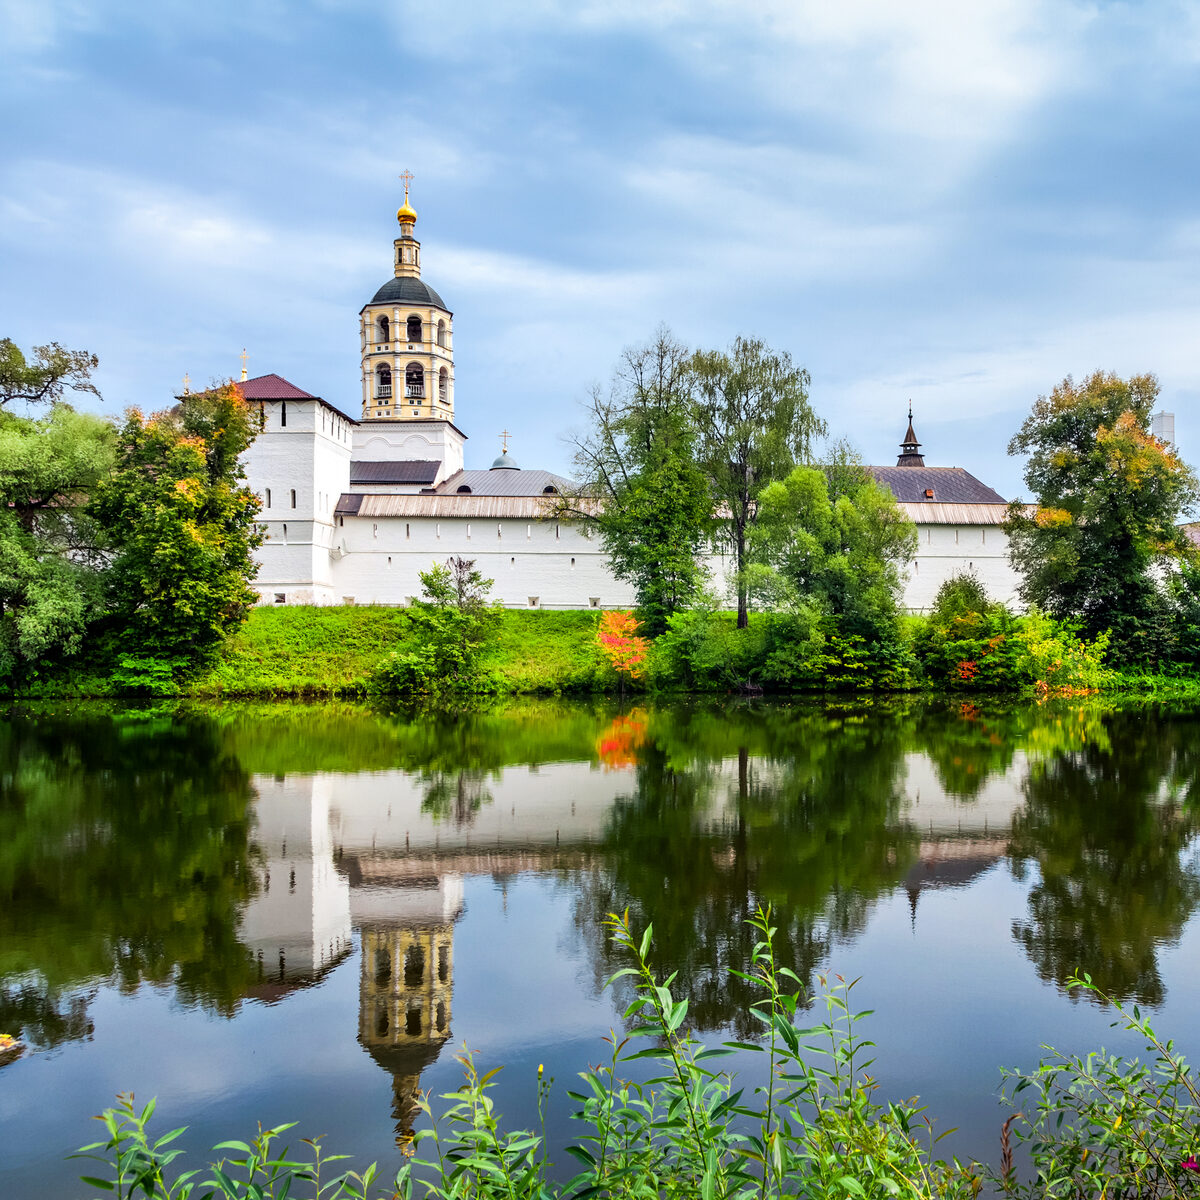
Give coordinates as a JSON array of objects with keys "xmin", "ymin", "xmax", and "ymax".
[{"xmin": 74, "ymin": 909, "xmax": 1199, "ymax": 1200}]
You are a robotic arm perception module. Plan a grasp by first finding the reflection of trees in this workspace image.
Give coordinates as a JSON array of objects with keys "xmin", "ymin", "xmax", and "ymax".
[
  {"xmin": 421, "ymin": 770, "xmax": 494, "ymax": 827},
  {"xmin": 576, "ymin": 704, "xmax": 917, "ymax": 1036},
  {"xmin": 0, "ymin": 707, "xmax": 261, "ymax": 1046},
  {"xmin": 1009, "ymin": 708, "xmax": 1200, "ymax": 1005}
]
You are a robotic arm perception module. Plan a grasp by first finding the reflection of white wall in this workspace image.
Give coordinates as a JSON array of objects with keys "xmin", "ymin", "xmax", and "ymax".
[
  {"xmin": 240, "ymin": 775, "xmax": 352, "ymax": 979},
  {"xmin": 351, "ymin": 873, "xmax": 464, "ymax": 929},
  {"xmin": 900, "ymin": 753, "xmax": 1028, "ymax": 837}
]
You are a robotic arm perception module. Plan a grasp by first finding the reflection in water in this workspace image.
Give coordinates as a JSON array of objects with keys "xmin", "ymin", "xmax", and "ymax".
[
  {"xmin": 0, "ymin": 708, "xmax": 260, "ymax": 1047},
  {"xmin": 1, "ymin": 697, "xmax": 1199, "ymax": 1178},
  {"xmin": 1009, "ymin": 709, "xmax": 1200, "ymax": 1004}
]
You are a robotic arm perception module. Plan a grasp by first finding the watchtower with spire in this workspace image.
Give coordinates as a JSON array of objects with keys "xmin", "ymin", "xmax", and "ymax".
[{"xmin": 897, "ymin": 405, "xmax": 925, "ymax": 467}]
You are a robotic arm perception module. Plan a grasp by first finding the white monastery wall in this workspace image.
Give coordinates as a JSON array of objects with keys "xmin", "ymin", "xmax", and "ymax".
[{"xmin": 905, "ymin": 524, "xmax": 1022, "ymax": 611}]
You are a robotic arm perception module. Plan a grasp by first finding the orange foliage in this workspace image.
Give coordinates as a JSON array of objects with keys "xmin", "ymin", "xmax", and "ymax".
[{"xmin": 597, "ymin": 610, "xmax": 650, "ymax": 680}]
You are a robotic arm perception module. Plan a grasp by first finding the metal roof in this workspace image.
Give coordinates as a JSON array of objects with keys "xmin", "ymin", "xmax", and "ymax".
[
  {"xmin": 364, "ymin": 277, "xmax": 449, "ymax": 311},
  {"xmin": 350, "ymin": 460, "xmax": 440, "ymax": 485},
  {"xmin": 866, "ymin": 466, "xmax": 1006, "ymax": 505},
  {"xmin": 239, "ymin": 373, "xmax": 359, "ymax": 424},
  {"xmin": 896, "ymin": 502, "xmax": 1011, "ymax": 525},
  {"xmin": 433, "ymin": 468, "xmax": 574, "ymax": 497},
  {"xmin": 335, "ymin": 493, "xmax": 592, "ymax": 519},
  {"xmin": 240, "ymin": 373, "xmax": 315, "ymax": 400}
]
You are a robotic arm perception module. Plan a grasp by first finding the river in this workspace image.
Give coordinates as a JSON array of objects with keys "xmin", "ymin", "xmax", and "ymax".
[{"xmin": 1, "ymin": 697, "xmax": 1198, "ymax": 1195}]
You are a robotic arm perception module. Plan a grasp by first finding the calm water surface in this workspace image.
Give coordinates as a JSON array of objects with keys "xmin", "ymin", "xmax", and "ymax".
[{"xmin": 1, "ymin": 698, "xmax": 1199, "ymax": 1196}]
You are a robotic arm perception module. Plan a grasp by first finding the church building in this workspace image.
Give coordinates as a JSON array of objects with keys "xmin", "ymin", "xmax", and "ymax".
[{"xmin": 240, "ymin": 186, "xmax": 1023, "ymax": 613}]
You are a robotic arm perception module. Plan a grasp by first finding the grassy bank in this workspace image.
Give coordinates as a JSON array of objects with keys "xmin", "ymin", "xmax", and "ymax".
[
  {"xmin": 5, "ymin": 604, "xmax": 1200, "ymax": 699},
  {"xmin": 195, "ymin": 606, "xmax": 611, "ymax": 697}
]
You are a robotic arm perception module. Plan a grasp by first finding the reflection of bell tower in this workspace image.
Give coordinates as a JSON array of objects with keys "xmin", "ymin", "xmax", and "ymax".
[{"xmin": 356, "ymin": 875, "xmax": 463, "ymax": 1147}]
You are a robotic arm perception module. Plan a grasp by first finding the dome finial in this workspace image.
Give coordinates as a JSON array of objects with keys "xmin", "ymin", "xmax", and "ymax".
[
  {"xmin": 396, "ymin": 169, "xmax": 417, "ymax": 226},
  {"xmin": 491, "ymin": 430, "xmax": 520, "ymax": 470}
]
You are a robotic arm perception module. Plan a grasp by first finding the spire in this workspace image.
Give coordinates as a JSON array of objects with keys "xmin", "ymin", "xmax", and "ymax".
[
  {"xmin": 897, "ymin": 401, "xmax": 925, "ymax": 467},
  {"xmin": 392, "ymin": 171, "xmax": 421, "ymax": 279},
  {"xmin": 240, "ymin": 348, "xmax": 248, "ymax": 382}
]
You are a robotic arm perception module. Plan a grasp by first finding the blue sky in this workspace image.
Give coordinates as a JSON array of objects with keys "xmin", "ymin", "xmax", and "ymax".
[{"xmin": 3, "ymin": 0, "xmax": 1199, "ymax": 498}]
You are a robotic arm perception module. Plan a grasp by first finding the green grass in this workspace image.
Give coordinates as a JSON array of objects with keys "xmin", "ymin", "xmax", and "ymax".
[{"xmin": 190, "ymin": 606, "xmax": 610, "ymax": 698}]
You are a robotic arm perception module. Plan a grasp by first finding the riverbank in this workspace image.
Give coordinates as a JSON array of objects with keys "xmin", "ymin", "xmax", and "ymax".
[{"xmin": 6, "ymin": 605, "xmax": 1200, "ymax": 699}]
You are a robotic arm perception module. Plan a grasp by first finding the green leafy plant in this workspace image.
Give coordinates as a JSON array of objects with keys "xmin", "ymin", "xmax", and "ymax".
[{"xmin": 995, "ymin": 972, "xmax": 1200, "ymax": 1200}]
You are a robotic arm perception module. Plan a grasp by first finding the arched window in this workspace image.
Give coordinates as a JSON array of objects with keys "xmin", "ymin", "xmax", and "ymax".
[
  {"xmin": 405, "ymin": 362, "xmax": 424, "ymax": 399},
  {"xmin": 375, "ymin": 363, "xmax": 392, "ymax": 399},
  {"xmin": 438, "ymin": 367, "xmax": 448, "ymax": 402},
  {"xmin": 437, "ymin": 319, "xmax": 446, "ymax": 347},
  {"xmin": 456, "ymin": 485, "xmax": 472, "ymax": 494},
  {"xmin": 376, "ymin": 315, "xmax": 390, "ymax": 343},
  {"xmin": 406, "ymin": 314, "xmax": 422, "ymax": 343},
  {"xmin": 543, "ymin": 485, "xmax": 558, "ymax": 494}
]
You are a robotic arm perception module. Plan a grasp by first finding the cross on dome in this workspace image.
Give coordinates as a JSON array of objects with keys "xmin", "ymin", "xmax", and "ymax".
[{"xmin": 396, "ymin": 170, "xmax": 417, "ymax": 225}]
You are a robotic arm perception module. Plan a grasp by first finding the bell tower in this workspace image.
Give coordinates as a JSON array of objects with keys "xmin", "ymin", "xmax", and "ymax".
[{"xmin": 359, "ymin": 174, "xmax": 455, "ymax": 424}]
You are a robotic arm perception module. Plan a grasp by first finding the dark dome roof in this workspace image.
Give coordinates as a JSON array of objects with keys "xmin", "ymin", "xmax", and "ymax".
[{"xmin": 367, "ymin": 276, "xmax": 448, "ymax": 310}]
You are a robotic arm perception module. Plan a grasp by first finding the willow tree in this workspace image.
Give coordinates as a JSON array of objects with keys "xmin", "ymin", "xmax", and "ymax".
[
  {"xmin": 1004, "ymin": 371, "xmax": 1200, "ymax": 663},
  {"xmin": 692, "ymin": 337, "xmax": 825, "ymax": 628}
]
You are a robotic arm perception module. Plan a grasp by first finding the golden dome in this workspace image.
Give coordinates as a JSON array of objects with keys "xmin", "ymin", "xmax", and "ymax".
[{"xmin": 396, "ymin": 201, "xmax": 417, "ymax": 224}]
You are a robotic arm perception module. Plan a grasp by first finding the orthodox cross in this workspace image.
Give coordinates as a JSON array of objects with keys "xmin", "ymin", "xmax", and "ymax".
[
  {"xmin": 399, "ymin": 169, "xmax": 414, "ymax": 202},
  {"xmin": 182, "ymin": 372, "xmax": 191, "ymax": 395},
  {"xmin": 240, "ymin": 348, "xmax": 249, "ymax": 382},
  {"xmin": 500, "ymin": 429, "xmax": 512, "ymax": 453}
]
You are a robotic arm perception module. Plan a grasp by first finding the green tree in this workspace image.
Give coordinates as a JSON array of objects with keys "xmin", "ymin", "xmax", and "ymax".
[
  {"xmin": 692, "ymin": 336, "xmax": 825, "ymax": 628},
  {"xmin": 0, "ymin": 405, "xmax": 114, "ymax": 676},
  {"xmin": 0, "ymin": 339, "xmax": 110, "ymax": 678},
  {"xmin": 0, "ymin": 338, "xmax": 100, "ymax": 408},
  {"xmin": 1004, "ymin": 371, "xmax": 1200, "ymax": 663},
  {"xmin": 89, "ymin": 382, "xmax": 264, "ymax": 664},
  {"xmin": 753, "ymin": 457, "xmax": 916, "ymax": 645},
  {"xmin": 566, "ymin": 329, "xmax": 712, "ymax": 635}
]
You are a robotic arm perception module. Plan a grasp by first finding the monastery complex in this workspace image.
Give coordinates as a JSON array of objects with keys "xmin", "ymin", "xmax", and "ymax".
[{"xmin": 240, "ymin": 187, "xmax": 1023, "ymax": 612}]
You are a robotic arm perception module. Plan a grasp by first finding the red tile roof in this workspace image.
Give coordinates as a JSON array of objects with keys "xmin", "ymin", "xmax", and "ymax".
[{"xmin": 239, "ymin": 373, "xmax": 317, "ymax": 400}]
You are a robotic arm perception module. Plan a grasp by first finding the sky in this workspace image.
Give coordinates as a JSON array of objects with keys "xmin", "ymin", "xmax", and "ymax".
[{"xmin": 2, "ymin": 0, "xmax": 1199, "ymax": 499}]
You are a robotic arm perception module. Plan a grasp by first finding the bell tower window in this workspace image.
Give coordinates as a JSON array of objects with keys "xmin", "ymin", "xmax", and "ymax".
[
  {"xmin": 437, "ymin": 319, "xmax": 447, "ymax": 348},
  {"xmin": 438, "ymin": 367, "xmax": 448, "ymax": 402},
  {"xmin": 405, "ymin": 363, "xmax": 424, "ymax": 399},
  {"xmin": 376, "ymin": 364, "xmax": 392, "ymax": 399},
  {"xmin": 406, "ymin": 315, "xmax": 422, "ymax": 344},
  {"xmin": 376, "ymin": 315, "xmax": 390, "ymax": 344}
]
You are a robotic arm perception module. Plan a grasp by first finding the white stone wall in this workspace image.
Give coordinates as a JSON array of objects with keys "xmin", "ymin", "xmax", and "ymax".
[
  {"xmin": 329, "ymin": 514, "xmax": 642, "ymax": 608},
  {"xmin": 245, "ymin": 399, "xmax": 352, "ymax": 606},
  {"xmin": 353, "ymin": 420, "xmax": 464, "ymax": 484},
  {"xmin": 904, "ymin": 523, "xmax": 1022, "ymax": 611}
]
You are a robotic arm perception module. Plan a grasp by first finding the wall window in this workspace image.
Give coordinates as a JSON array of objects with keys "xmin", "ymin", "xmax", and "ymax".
[
  {"xmin": 497, "ymin": 523, "xmax": 502, "ymax": 539},
  {"xmin": 372, "ymin": 523, "xmax": 378, "ymax": 538},
  {"xmin": 439, "ymin": 367, "xmax": 448, "ymax": 402},
  {"xmin": 437, "ymin": 319, "xmax": 447, "ymax": 347},
  {"xmin": 274, "ymin": 593, "xmax": 286, "ymax": 604},
  {"xmin": 282, "ymin": 524, "xmax": 287, "ymax": 543},
  {"xmin": 406, "ymin": 522, "xmax": 411, "ymax": 539},
  {"xmin": 265, "ymin": 488, "xmax": 272, "ymax": 508},
  {"xmin": 290, "ymin": 489, "xmax": 297, "ymax": 509},
  {"xmin": 406, "ymin": 314, "xmax": 422, "ymax": 343},
  {"xmin": 280, "ymin": 401, "xmax": 287, "ymax": 427}
]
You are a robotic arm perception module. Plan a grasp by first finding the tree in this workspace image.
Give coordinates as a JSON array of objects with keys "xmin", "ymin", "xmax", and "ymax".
[
  {"xmin": 0, "ymin": 339, "xmax": 100, "ymax": 408},
  {"xmin": 1004, "ymin": 371, "xmax": 1200, "ymax": 663},
  {"xmin": 692, "ymin": 336, "xmax": 825, "ymax": 627},
  {"xmin": 753, "ymin": 456, "xmax": 916, "ymax": 644},
  {"xmin": 90, "ymin": 382, "xmax": 264, "ymax": 664},
  {"xmin": 565, "ymin": 328, "xmax": 712, "ymax": 635},
  {"xmin": 0, "ymin": 405, "xmax": 113, "ymax": 676}
]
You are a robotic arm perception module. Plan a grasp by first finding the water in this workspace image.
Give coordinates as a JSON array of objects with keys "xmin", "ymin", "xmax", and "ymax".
[{"xmin": 1, "ymin": 697, "xmax": 1198, "ymax": 1196}]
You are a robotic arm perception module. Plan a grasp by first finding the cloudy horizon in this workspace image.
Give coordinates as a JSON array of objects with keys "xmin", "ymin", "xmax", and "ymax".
[{"xmin": 3, "ymin": 0, "xmax": 1198, "ymax": 499}]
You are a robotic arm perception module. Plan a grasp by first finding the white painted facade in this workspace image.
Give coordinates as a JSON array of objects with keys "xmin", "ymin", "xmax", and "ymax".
[{"xmin": 239, "ymin": 196, "xmax": 1025, "ymax": 614}]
